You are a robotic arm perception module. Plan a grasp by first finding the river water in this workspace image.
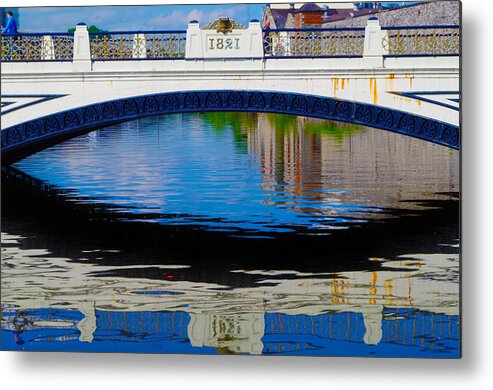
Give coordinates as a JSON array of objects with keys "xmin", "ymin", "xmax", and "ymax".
[{"xmin": 1, "ymin": 112, "xmax": 460, "ymax": 357}]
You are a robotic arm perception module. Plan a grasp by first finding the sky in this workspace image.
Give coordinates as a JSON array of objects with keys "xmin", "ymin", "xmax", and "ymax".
[
  {"xmin": 4, "ymin": 2, "xmax": 423, "ymax": 33},
  {"xmin": 10, "ymin": 3, "xmax": 267, "ymax": 32}
]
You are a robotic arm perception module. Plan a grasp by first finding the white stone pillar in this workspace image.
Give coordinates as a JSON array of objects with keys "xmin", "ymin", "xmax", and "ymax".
[
  {"xmin": 73, "ymin": 23, "xmax": 92, "ymax": 71},
  {"xmin": 363, "ymin": 17, "xmax": 384, "ymax": 67},
  {"xmin": 41, "ymin": 35, "xmax": 55, "ymax": 60},
  {"xmin": 133, "ymin": 33, "xmax": 147, "ymax": 58},
  {"xmin": 247, "ymin": 19, "xmax": 264, "ymax": 58},
  {"xmin": 185, "ymin": 20, "xmax": 202, "ymax": 59}
]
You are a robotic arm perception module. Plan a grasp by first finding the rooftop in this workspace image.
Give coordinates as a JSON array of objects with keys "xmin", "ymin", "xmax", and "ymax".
[{"xmin": 297, "ymin": 3, "xmax": 323, "ymax": 12}]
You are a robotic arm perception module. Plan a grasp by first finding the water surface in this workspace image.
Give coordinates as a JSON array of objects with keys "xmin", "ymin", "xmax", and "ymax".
[{"xmin": 1, "ymin": 112, "xmax": 460, "ymax": 357}]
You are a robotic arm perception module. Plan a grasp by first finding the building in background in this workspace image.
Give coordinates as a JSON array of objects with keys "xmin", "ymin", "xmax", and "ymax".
[
  {"xmin": 322, "ymin": 1, "xmax": 459, "ymax": 27},
  {"xmin": 1, "ymin": 7, "xmax": 20, "ymax": 30},
  {"xmin": 262, "ymin": 2, "xmax": 459, "ymax": 29},
  {"xmin": 379, "ymin": 2, "xmax": 417, "ymax": 10},
  {"xmin": 262, "ymin": 2, "xmax": 380, "ymax": 29}
]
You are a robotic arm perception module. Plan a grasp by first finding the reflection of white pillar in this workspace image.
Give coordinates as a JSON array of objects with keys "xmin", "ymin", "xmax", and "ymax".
[
  {"xmin": 133, "ymin": 33, "xmax": 147, "ymax": 58},
  {"xmin": 41, "ymin": 35, "xmax": 55, "ymax": 60},
  {"xmin": 362, "ymin": 305, "xmax": 383, "ymax": 345},
  {"xmin": 188, "ymin": 311, "xmax": 264, "ymax": 355},
  {"xmin": 77, "ymin": 301, "xmax": 97, "ymax": 343}
]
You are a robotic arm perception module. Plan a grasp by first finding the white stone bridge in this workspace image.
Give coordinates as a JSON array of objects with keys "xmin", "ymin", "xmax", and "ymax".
[{"xmin": 0, "ymin": 19, "xmax": 460, "ymax": 164}]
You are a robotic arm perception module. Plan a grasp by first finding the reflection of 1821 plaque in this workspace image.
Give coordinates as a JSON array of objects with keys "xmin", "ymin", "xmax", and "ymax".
[{"xmin": 208, "ymin": 37, "xmax": 241, "ymax": 50}]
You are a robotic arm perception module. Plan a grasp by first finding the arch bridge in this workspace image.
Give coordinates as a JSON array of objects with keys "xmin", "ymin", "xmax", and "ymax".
[{"xmin": 1, "ymin": 19, "xmax": 460, "ymax": 164}]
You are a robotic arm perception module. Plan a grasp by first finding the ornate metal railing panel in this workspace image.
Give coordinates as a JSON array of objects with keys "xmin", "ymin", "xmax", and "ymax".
[
  {"xmin": 1, "ymin": 33, "xmax": 73, "ymax": 61},
  {"xmin": 263, "ymin": 28, "xmax": 365, "ymax": 57},
  {"xmin": 382, "ymin": 25, "xmax": 460, "ymax": 56},
  {"xmin": 89, "ymin": 30, "xmax": 186, "ymax": 60},
  {"xmin": 1, "ymin": 25, "xmax": 460, "ymax": 61}
]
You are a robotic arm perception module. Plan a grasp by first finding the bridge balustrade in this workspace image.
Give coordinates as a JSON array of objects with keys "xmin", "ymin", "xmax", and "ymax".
[
  {"xmin": 263, "ymin": 27, "xmax": 365, "ymax": 57},
  {"xmin": 0, "ymin": 21, "xmax": 460, "ymax": 62},
  {"xmin": 1, "ymin": 32, "xmax": 73, "ymax": 61},
  {"xmin": 381, "ymin": 25, "xmax": 460, "ymax": 56},
  {"xmin": 89, "ymin": 30, "xmax": 186, "ymax": 60}
]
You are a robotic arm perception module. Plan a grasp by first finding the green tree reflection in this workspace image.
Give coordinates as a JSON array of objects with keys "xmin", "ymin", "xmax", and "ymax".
[
  {"xmin": 202, "ymin": 112, "xmax": 258, "ymax": 153},
  {"xmin": 201, "ymin": 112, "xmax": 363, "ymax": 154}
]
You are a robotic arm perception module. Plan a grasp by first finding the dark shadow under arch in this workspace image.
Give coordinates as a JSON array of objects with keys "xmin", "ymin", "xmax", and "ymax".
[{"xmin": 1, "ymin": 90, "xmax": 460, "ymax": 165}]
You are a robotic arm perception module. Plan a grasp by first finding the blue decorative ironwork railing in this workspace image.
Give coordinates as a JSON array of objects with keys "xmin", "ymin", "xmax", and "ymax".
[
  {"xmin": 381, "ymin": 25, "xmax": 460, "ymax": 56},
  {"xmin": 89, "ymin": 30, "xmax": 187, "ymax": 60},
  {"xmin": 1, "ymin": 32, "xmax": 74, "ymax": 61},
  {"xmin": 262, "ymin": 27, "xmax": 366, "ymax": 58}
]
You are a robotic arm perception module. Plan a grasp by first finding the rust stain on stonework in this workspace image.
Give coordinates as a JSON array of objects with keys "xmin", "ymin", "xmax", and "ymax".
[
  {"xmin": 332, "ymin": 78, "xmax": 339, "ymax": 97},
  {"xmin": 369, "ymin": 78, "xmax": 378, "ymax": 105},
  {"xmin": 405, "ymin": 73, "xmax": 414, "ymax": 89}
]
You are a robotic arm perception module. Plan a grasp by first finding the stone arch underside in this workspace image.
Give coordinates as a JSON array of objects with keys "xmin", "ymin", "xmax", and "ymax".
[{"xmin": 1, "ymin": 90, "xmax": 460, "ymax": 164}]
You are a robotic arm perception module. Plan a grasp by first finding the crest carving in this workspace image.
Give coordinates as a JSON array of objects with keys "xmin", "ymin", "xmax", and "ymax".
[{"xmin": 204, "ymin": 17, "xmax": 245, "ymax": 34}]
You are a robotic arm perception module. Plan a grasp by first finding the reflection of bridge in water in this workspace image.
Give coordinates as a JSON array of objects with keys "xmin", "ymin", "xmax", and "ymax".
[
  {"xmin": 1, "ymin": 19, "xmax": 460, "ymax": 164},
  {"xmin": 2, "ymin": 231, "xmax": 459, "ymax": 355}
]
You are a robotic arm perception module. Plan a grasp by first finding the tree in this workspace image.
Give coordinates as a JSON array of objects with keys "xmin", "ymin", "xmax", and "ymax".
[{"xmin": 68, "ymin": 25, "xmax": 109, "ymax": 39}]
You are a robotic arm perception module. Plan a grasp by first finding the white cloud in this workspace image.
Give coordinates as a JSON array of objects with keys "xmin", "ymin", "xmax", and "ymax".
[
  {"xmin": 92, "ymin": 9, "xmax": 118, "ymax": 25},
  {"xmin": 20, "ymin": 7, "xmax": 122, "ymax": 31},
  {"xmin": 18, "ymin": 4, "xmax": 256, "ymax": 32},
  {"xmin": 147, "ymin": 8, "xmax": 240, "ymax": 29}
]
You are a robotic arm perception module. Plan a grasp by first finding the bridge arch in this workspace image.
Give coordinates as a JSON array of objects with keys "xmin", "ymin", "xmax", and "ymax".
[{"xmin": 1, "ymin": 90, "xmax": 459, "ymax": 164}]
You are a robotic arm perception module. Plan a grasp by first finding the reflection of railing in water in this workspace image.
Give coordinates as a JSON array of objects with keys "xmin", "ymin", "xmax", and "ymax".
[
  {"xmin": 1, "ymin": 264, "xmax": 460, "ymax": 354},
  {"xmin": 265, "ymin": 309, "xmax": 459, "ymax": 351},
  {"xmin": 1, "ymin": 306, "xmax": 460, "ymax": 354}
]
